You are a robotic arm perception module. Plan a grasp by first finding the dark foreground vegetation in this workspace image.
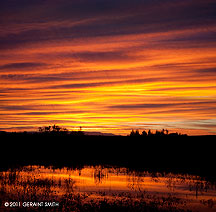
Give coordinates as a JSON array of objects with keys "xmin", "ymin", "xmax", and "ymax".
[
  {"xmin": 1, "ymin": 168, "xmax": 193, "ymax": 212},
  {"xmin": 129, "ymin": 129, "xmax": 187, "ymax": 137},
  {"xmin": 0, "ymin": 130, "xmax": 216, "ymax": 178},
  {"xmin": 1, "ymin": 191, "xmax": 192, "ymax": 212},
  {"xmin": 1, "ymin": 128, "xmax": 216, "ymax": 212}
]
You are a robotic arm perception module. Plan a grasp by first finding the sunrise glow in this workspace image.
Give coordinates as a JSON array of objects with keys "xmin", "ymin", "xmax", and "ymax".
[{"xmin": 0, "ymin": 0, "xmax": 216, "ymax": 135}]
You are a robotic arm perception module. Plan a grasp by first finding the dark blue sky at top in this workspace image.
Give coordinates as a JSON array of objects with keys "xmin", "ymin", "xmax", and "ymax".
[{"xmin": 0, "ymin": 0, "xmax": 216, "ymax": 50}]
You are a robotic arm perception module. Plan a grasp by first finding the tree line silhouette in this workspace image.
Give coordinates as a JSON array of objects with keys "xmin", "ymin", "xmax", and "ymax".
[
  {"xmin": 0, "ymin": 125, "xmax": 187, "ymax": 137},
  {"xmin": 129, "ymin": 129, "xmax": 187, "ymax": 137},
  {"xmin": 38, "ymin": 125, "xmax": 187, "ymax": 137},
  {"xmin": 38, "ymin": 124, "xmax": 84, "ymax": 136}
]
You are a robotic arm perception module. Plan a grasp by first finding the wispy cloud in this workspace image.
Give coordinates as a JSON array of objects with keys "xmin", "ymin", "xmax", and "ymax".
[
  {"xmin": 0, "ymin": 0, "xmax": 216, "ymax": 134},
  {"xmin": 0, "ymin": 62, "xmax": 47, "ymax": 70}
]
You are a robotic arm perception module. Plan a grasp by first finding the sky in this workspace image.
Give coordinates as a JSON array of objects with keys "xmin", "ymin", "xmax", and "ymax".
[{"xmin": 0, "ymin": 0, "xmax": 216, "ymax": 135}]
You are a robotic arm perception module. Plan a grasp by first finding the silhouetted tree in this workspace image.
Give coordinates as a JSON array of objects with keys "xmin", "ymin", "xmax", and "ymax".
[
  {"xmin": 45, "ymin": 126, "xmax": 51, "ymax": 132},
  {"xmin": 155, "ymin": 129, "xmax": 166, "ymax": 136},
  {"xmin": 155, "ymin": 130, "xmax": 160, "ymax": 136},
  {"xmin": 38, "ymin": 125, "xmax": 68, "ymax": 134},
  {"xmin": 129, "ymin": 129, "xmax": 141, "ymax": 136},
  {"xmin": 128, "ymin": 128, "xmax": 187, "ymax": 137},
  {"xmin": 147, "ymin": 129, "xmax": 152, "ymax": 136},
  {"xmin": 52, "ymin": 124, "xmax": 61, "ymax": 132},
  {"xmin": 165, "ymin": 129, "xmax": 169, "ymax": 135},
  {"xmin": 142, "ymin": 130, "xmax": 147, "ymax": 136},
  {"xmin": 129, "ymin": 129, "xmax": 136, "ymax": 136},
  {"xmin": 135, "ymin": 129, "xmax": 140, "ymax": 136}
]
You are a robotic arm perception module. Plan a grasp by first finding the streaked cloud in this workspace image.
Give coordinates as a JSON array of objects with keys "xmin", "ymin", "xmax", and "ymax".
[{"xmin": 0, "ymin": 0, "xmax": 216, "ymax": 135}]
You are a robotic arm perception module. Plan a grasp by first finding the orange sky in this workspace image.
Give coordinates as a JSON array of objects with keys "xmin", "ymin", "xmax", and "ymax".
[{"xmin": 0, "ymin": 0, "xmax": 216, "ymax": 135}]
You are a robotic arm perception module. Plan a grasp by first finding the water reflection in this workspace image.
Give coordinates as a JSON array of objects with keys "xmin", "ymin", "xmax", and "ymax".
[{"xmin": 0, "ymin": 165, "xmax": 215, "ymax": 212}]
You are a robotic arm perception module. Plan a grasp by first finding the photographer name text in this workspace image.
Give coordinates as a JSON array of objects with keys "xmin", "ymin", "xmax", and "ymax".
[{"xmin": 4, "ymin": 201, "xmax": 59, "ymax": 207}]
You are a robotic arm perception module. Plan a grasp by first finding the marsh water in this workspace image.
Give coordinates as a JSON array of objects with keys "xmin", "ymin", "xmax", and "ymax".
[{"xmin": 1, "ymin": 165, "xmax": 216, "ymax": 212}]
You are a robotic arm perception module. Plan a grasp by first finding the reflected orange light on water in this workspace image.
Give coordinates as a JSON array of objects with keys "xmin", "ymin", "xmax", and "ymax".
[
  {"xmin": 1, "ymin": 165, "xmax": 216, "ymax": 212},
  {"xmin": 0, "ymin": 166, "xmax": 216, "ymax": 212}
]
